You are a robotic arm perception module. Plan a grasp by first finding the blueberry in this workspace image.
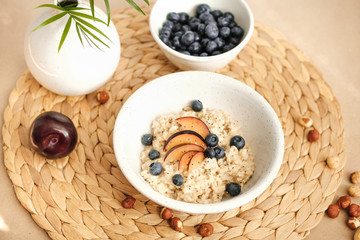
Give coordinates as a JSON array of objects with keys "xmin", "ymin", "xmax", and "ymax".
[
  {"xmin": 230, "ymin": 135, "xmax": 245, "ymax": 149},
  {"xmin": 174, "ymin": 30, "xmax": 184, "ymax": 37},
  {"xmin": 205, "ymin": 23, "xmax": 219, "ymax": 39},
  {"xmin": 162, "ymin": 21, "xmax": 174, "ymax": 30},
  {"xmin": 167, "ymin": 12, "xmax": 180, "ymax": 22},
  {"xmin": 191, "ymin": 100, "xmax": 203, "ymax": 112},
  {"xmin": 172, "ymin": 174, "xmax": 184, "ymax": 186},
  {"xmin": 226, "ymin": 182, "xmax": 241, "ymax": 196},
  {"xmin": 204, "ymin": 148, "xmax": 216, "ymax": 158},
  {"xmin": 200, "ymin": 52, "xmax": 209, "ymax": 56},
  {"xmin": 149, "ymin": 162, "xmax": 162, "ymax": 175},
  {"xmin": 180, "ymin": 50, "xmax": 191, "ymax": 55},
  {"xmin": 220, "ymin": 27, "xmax": 231, "ymax": 39},
  {"xmin": 159, "ymin": 28, "xmax": 171, "ymax": 38},
  {"xmin": 179, "ymin": 12, "xmax": 189, "ymax": 24},
  {"xmin": 228, "ymin": 21, "xmax": 237, "ymax": 28},
  {"xmin": 148, "ymin": 149, "xmax": 160, "ymax": 160},
  {"xmin": 194, "ymin": 32, "xmax": 201, "ymax": 42},
  {"xmin": 182, "ymin": 25, "xmax": 191, "ymax": 32},
  {"xmin": 231, "ymin": 26, "xmax": 244, "ymax": 38},
  {"xmin": 217, "ymin": 16, "xmax": 230, "ymax": 27},
  {"xmin": 211, "ymin": 10, "xmax": 223, "ymax": 19},
  {"xmin": 189, "ymin": 17, "xmax": 201, "ymax": 30},
  {"xmin": 205, "ymin": 133, "xmax": 219, "ymax": 147},
  {"xmin": 188, "ymin": 42, "xmax": 202, "ymax": 54},
  {"xmin": 223, "ymin": 12, "xmax": 234, "ymax": 21},
  {"xmin": 199, "ymin": 12, "xmax": 215, "ymax": 23},
  {"xmin": 141, "ymin": 134, "xmax": 153, "ymax": 145},
  {"xmin": 211, "ymin": 50, "xmax": 222, "ymax": 56},
  {"xmin": 201, "ymin": 38, "xmax": 210, "ymax": 47},
  {"xmin": 196, "ymin": 4, "xmax": 211, "ymax": 16},
  {"xmin": 197, "ymin": 23, "xmax": 206, "ymax": 35},
  {"xmin": 229, "ymin": 37, "xmax": 241, "ymax": 45},
  {"xmin": 180, "ymin": 31, "xmax": 195, "ymax": 46},
  {"xmin": 172, "ymin": 36, "xmax": 181, "ymax": 49},
  {"xmin": 205, "ymin": 40, "xmax": 217, "ymax": 53},
  {"xmin": 160, "ymin": 34, "xmax": 170, "ymax": 46},
  {"xmin": 173, "ymin": 23, "xmax": 182, "ymax": 32},
  {"xmin": 214, "ymin": 37, "xmax": 225, "ymax": 49},
  {"xmin": 223, "ymin": 43, "xmax": 235, "ymax": 52},
  {"xmin": 214, "ymin": 146, "xmax": 225, "ymax": 159}
]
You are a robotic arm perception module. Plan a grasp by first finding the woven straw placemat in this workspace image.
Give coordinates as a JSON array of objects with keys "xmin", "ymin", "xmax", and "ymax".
[{"xmin": 2, "ymin": 6, "xmax": 345, "ymax": 240}]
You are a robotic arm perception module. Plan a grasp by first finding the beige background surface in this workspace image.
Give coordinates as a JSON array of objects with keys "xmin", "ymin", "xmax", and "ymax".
[{"xmin": 0, "ymin": 0, "xmax": 359, "ymax": 239}]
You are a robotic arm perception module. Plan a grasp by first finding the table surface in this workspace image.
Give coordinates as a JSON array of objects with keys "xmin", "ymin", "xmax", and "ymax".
[{"xmin": 0, "ymin": 0, "xmax": 359, "ymax": 239}]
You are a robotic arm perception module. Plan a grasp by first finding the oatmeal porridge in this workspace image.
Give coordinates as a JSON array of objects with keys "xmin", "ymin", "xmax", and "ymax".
[{"xmin": 140, "ymin": 101, "xmax": 255, "ymax": 204}]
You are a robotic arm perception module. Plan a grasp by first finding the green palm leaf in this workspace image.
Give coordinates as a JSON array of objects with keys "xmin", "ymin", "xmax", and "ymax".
[
  {"xmin": 78, "ymin": 23, "xmax": 109, "ymax": 49},
  {"xmin": 104, "ymin": 0, "xmax": 111, "ymax": 25},
  {"xmin": 32, "ymin": 12, "xmax": 67, "ymax": 32},
  {"xmin": 89, "ymin": 0, "xmax": 95, "ymax": 19},
  {"xmin": 72, "ymin": 15, "xmax": 111, "ymax": 41},
  {"xmin": 75, "ymin": 22, "xmax": 84, "ymax": 46},
  {"xmin": 58, "ymin": 16, "xmax": 72, "ymax": 52},
  {"xmin": 68, "ymin": 11, "xmax": 106, "ymax": 25},
  {"xmin": 35, "ymin": 4, "xmax": 64, "ymax": 11},
  {"xmin": 125, "ymin": 0, "xmax": 145, "ymax": 15}
]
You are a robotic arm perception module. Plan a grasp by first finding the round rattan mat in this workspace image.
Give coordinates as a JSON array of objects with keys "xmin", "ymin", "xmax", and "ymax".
[{"xmin": 2, "ymin": 6, "xmax": 345, "ymax": 240}]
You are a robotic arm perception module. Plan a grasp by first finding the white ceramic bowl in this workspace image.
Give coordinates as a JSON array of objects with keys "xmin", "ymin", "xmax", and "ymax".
[
  {"xmin": 149, "ymin": 0, "xmax": 254, "ymax": 72},
  {"xmin": 113, "ymin": 71, "xmax": 284, "ymax": 214}
]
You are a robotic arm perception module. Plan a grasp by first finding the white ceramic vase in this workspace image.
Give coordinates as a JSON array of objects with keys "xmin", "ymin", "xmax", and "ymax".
[{"xmin": 24, "ymin": 0, "xmax": 121, "ymax": 96}]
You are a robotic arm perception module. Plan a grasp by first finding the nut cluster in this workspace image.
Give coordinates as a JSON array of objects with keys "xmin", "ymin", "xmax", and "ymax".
[
  {"xmin": 327, "ymin": 195, "xmax": 360, "ymax": 230},
  {"xmin": 158, "ymin": 207, "xmax": 214, "ymax": 236},
  {"xmin": 327, "ymin": 172, "xmax": 360, "ymax": 232},
  {"xmin": 159, "ymin": 208, "xmax": 183, "ymax": 232},
  {"xmin": 297, "ymin": 116, "xmax": 320, "ymax": 143}
]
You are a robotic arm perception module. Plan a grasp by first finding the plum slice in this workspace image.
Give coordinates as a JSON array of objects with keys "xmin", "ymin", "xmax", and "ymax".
[
  {"xmin": 176, "ymin": 116, "xmax": 210, "ymax": 139},
  {"xmin": 188, "ymin": 152, "xmax": 205, "ymax": 171},
  {"xmin": 29, "ymin": 111, "xmax": 77, "ymax": 159},
  {"xmin": 163, "ymin": 130, "xmax": 206, "ymax": 152},
  {"xmin": 164, "ymin": 144, "xmax": 204, "ymax": 162},
  {"xmin": 178, "ymin": 151, "xmax": 199, "ymax": 171}
]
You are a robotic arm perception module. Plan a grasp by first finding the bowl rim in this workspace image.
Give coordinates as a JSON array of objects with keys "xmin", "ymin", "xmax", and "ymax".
[
  {"xmin": 113, "ymin": 71, "xmax": 284, "ymax": 214},
  {"xmin": 149, "ymin": 0, "xmax": 254, "ymax": 62}
]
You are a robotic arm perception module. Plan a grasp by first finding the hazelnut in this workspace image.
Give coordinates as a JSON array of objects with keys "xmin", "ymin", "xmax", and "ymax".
[
  {"xmin": 349, "ymin": 204, "xmax": 360, "ymax": 217},
  {"xmin": 337, "ymin": 195, "xmax": 351, "ymax": 209},
  {"xmin": 198, "ymin": 223, "xmax": 214, "ymax": 237},
  {"xmin": 351, "ymin": 172, "xmax": 360, "ymax": 184},
  {"xmin": 160, "ymin": 208, "xmax": 173, "ymax": 220},
  {"xmin": 298, "ymin": 116, "xmax": 313, "ymax": 128},
  {"xmin": 326, "ymin": 156, "xmax": 340, "ymax": 169},
  {"xmin": 349, "ymin": 186, "xmax": 360, "ymax": 197},
  {"xmin": 327, "ymin": 204, "xmax": 340, "ymax": 218},
  {"xmin": 121, "ymin": 196, "xmax": 136, "ymax": 209},
  {"xmin": 96, "ymin": 91, "xmax": 109, "ymax": 104},
  {"xmin": 307, "ymin": 129, "xmax": 319, "ymax": 142},
  {"xmin": 347, "ymin": 217, "xmax": 360, "ymax": 230},
  {"xmin": 170, "ymin": 217, "xmax": 183, "ymax": 232}
]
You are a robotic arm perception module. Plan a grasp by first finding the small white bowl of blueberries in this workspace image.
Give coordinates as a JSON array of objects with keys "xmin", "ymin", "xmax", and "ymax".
[{"xmin": 149, "ymin": 0, "xmax": 254, "ymax": 71}]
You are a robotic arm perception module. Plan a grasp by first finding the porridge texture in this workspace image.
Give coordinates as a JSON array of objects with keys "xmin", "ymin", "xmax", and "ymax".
[{"xmin": 140, "ymin": 106, "xmax": 255, "ymax": 204}]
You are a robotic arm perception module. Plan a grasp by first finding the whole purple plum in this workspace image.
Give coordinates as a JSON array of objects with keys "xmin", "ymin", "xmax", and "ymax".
[{"xmin": 29, "ymin": 111, "xmax": 77, "ymax": 159}]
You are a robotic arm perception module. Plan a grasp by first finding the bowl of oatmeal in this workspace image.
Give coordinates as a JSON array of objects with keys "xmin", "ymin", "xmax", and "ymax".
[{"xmin": 113, "ymin": 71, "xmax": 284, "ymax": 214}]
